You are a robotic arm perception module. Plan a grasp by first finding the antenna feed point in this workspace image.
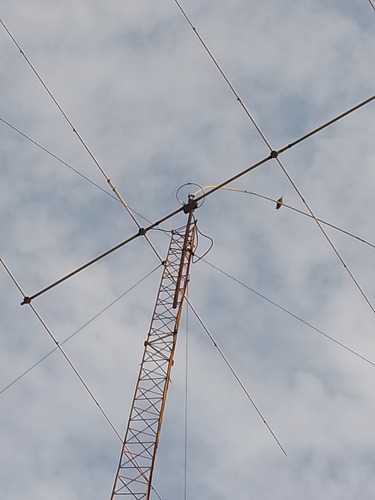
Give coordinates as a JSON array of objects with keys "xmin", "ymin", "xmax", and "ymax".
[{"xmin": 183, "ymin": 195, "xmax": 198, "ymax": 214}]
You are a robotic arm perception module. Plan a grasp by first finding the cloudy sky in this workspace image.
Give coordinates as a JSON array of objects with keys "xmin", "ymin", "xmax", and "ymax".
[{"xmin": 1, "ymin": 1, "xmax": 375, "ymax": 498}]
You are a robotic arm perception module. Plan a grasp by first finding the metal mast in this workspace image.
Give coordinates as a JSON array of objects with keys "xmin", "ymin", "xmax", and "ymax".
[{"xmin": 111, "ymin": 200, "xmax": 197, "ymax": 499}]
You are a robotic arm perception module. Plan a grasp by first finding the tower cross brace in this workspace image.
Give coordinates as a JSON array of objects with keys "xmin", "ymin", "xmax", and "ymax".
[{"xmin": 111, "ymin": 214, "xmax": 197, "ymax": 499}]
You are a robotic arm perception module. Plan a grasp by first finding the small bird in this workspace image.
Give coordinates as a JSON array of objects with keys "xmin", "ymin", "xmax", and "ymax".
[{"xmin": 275, "ymin": 196, "xmax": 283, "ymax": 210}]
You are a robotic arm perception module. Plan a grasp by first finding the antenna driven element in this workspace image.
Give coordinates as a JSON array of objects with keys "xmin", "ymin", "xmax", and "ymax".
[{"xmin": 110, "ymin": 217, "xmax": 196, "ymax": 500}]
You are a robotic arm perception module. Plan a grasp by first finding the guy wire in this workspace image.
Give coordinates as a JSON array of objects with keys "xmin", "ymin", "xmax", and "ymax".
[
  {"xmin": 202, "ymin": 259, "xmax": 375, "ymax": 369},
  {"xmin": 19, "ymin": 93, "xmax": 374, "ymax": 304},
  {"xmin": 0, "ymin": 263, "xmax": 162, "ymax": 396},
  {"xmin": 0, "ymin": 17, "xmax": 163, "ymax": 264},
  {"xmin": 0, "ymin": 258, "xmax": 122, "ymax": 441},
  {"xmin": 172, "ymin": 3, "xmax": 375, "ymax": 316},
  {"xmin": 186, "ymin": 297, "xmax": 287, "ymax": 456}
]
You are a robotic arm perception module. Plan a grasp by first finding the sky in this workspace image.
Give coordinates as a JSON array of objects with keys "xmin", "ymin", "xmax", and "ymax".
[{"xmin": 0, "ymin": 1, "xmax": 375, "ymax": 499}]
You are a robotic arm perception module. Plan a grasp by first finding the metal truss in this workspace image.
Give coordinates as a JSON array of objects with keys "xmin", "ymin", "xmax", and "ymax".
[{"xmin": 111, "ymin": 217, "xmax": 197, "ymax": 499}]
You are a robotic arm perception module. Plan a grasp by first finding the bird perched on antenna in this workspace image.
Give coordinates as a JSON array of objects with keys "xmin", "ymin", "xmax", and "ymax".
[{"xmin": 275, "ymin": 197, "xmax": 283, "ymax": 210}]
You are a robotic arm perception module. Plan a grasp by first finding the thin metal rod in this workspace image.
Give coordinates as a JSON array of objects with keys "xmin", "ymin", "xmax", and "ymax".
[
  {"xmin": 20, "ymin": 155, "xmax": 271, "ymax": 304},
  {"xmin": 173, "ymin": 208, "xmax": 196, "ymax": 308},
  {"xmin": 194, "ymin": 155, "xmax": 272, "ymax": 203},
  {"xmin": 186, "ymin": 298, "xmax": 287, "ymax": 456},
  {"xmin": 21, "ymin": 232, "xmax": 141, "ymax": 303},
  {"xmin": 0, "ymin": 258, "xmax": 122, "ymax": 441},
  {"xmin": 277, "ymin": 95, "xmax": 375, "ymax": 155},
  {"xmin": 21, "ymin": 93, "xmax": 374, "ymax": 304}
]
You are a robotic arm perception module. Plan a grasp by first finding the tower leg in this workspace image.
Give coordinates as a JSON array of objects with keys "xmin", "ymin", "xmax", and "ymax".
[{"xmin": 111, "ymin": 219, "xmax": 196, "ymax": 499}]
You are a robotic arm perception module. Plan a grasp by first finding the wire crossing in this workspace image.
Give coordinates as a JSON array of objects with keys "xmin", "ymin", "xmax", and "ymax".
[
  {"xmin": 3, "ymin": 112, "xmax": 375, "ymax": 256},
  {"xmin": 2, "ymin": 13, "xmax": 374, "ymax": 318},
  {"xmin": 172, "ymin": 1, "xmax": 375, "ymax": 318},
  {"xmin": 111, "ymin": 220, "xmax": 196, "ymax": 499},
  {"xmin": 2, "ymin": 112, "xmax": 375, "ymax": 255},
  {"xmin": 2, "ymin": 8, "xmax": 374, "ymax": 499},
  {"xmin": 0, "ymin": 17, "xmax": 164, "ymax": 265},
  {"xmin": 16, "ymin": 93, "xmax": 374, "ymax": 305},
  {"xmin": 0, "ymin": 258, "xmax": 122, "ymax": 441},
  {"xmin": 0, "ymin": 264, "xmax": 162, "ymax": 396}
]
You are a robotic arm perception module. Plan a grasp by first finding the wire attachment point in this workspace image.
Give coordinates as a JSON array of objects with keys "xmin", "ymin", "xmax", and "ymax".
[
  {"xmin": 21, "ymin": 296, "xmax": 31, "ymax": 306},
  {"xmin": 183, "ymin": 195, "xmax": 198, "ymax": 214}
]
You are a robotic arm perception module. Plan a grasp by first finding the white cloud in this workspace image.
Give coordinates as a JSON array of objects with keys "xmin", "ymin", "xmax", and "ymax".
[{"xmin": 1, "ymin": 0, "xmax": 375, "ymax": 498}]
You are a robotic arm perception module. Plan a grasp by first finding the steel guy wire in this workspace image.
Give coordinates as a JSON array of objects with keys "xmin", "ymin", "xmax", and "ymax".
[
  {"xmin": 29, "ymin": 303, "xmax": 123, "ymax": 441},
  {"xmin": 0, "ymin": 17, "xmax": 164, "ymax": 265},
  {"xmin": 248, "ymin": 192, "xmax": 375, "ymax": 251},
  {"xmin": 2, "ymin": 14, "xmax": 375, "ymax": 312},
  {"xmin": 3, "ymin": 103, "xmax": 374, "ymax": 253},
  {"xmin": 0, "ymin": 116, "xmax": 117, "ymax": 202},
  {"xmin": 195, "ymin": 186, "xmax": 375, "ymax": 251},
  {"xmin": 3, "ymin": 109, "xmax": 374, "ymax": 252},
  {"xmin": 275, "ymin": 157, "xmax": 375, "ymax": 315},
  {"xmin": 202, "ymin": 259, "xmax": 375, "ymax": 370},
  {"xmin": 5, "ymin": 110, "xmax": 373, "ymax": 254},
  {"xmin": 192, "ymin": 95, "xmax": 375, "ymax": 205},
  {"xmin": 0, "ymin": 263, "xmax": 162, "ymax": 396},
  {"xmin": 0, "ymin": 257, "xmax": 122, "ymax": 441},
  {"xmin": 0, "ymin": 258, "xmax": 164, "ymax": 499},
  {"xmin": 18, "ymin": 94, "xmax": 374, "ymax": 304},
  {"xmin": 0, "ymin": 115, "xmax": 155, "ymax": 226},
  {"xmin": 173, "ymin": 0, "xmax": 271, "ymax": 150},
  {"xmin": 0, "ymin": 19, "xmax": 108, "ymax": 177},
  {"xmin": 5, "ymin": 250, "xmax": 375, "ymax": 458},
  {"xmin": 273, "ymin": 102, "xmax": 375, "ymax": 309},
  {"xmin": 174, "ymin": 1, "xmax": 374, "ymax": 160},
  {"xmin": 185, "ymin": 297, "xmax": 287, "ymax": 456},
  {"xmin": 1, "ymin": 7, "xmax": 373, "ymax": 496},
  {"xmin": 172, "ymin": 2, "xmax": 375, "ymax": 316}
]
